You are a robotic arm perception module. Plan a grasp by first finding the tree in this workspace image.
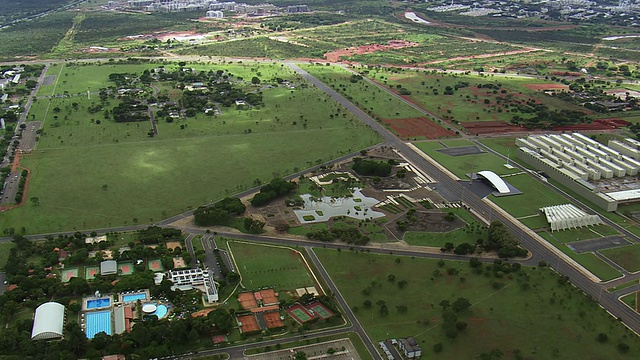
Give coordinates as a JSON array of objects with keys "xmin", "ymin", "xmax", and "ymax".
[
  {"xmin": 30, "ymin": 197, "xmax": 39, "ymax": 206},
  {"xmin": 452, "ymin": 297, "xmax": 471, "ymax": 313},
  {"xmin": 251, "ymin": 76, "xmax": 261, "ymax": 84},
  {"xmin": 597, "ymin": 333, "xmax": 608, "ymax": 343},
  {"xmin": 433, "ymin": 342, "xmax": 443, "ymax": 353},
  {"xmin": 208, "ymin": 309, "xmax": 234, "ymax": 333},
  {"xmin": 294, "ymin": 351, "xmax": 307, "ymax": 360}
]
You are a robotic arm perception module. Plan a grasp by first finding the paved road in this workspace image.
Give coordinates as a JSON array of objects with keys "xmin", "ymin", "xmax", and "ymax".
[
  {"xmin": 184, "ymin": 233, "xmax": 197, "ymax": 268},
  {"xmin": 286, "ymin": 63, "xmax": 640, "ymax": 335}
]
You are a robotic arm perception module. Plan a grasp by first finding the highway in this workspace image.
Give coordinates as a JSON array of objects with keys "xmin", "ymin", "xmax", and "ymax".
[{"xmin": 286, "ymin": 63, "xmax": 640, "ymax": 335}]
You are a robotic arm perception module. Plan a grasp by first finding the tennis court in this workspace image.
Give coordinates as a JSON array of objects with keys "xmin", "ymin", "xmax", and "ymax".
[
  {"xmin": 61, "ymin": 268, "xmax": 79, "ymax": 283},
  {"xmin": 238, "ymin": 314, "xmax": 260, "ymax": 333},
  {"xmin": 263, "ymin": 311, "xmax": 285, "ymax": 329},
  {"xmin": 85, "ymin": 310, "xmax": 112, "ymax": 339},
  {"xmin": 148, "ymin": 259, "xmax": 164, "ymax": 272},
  {"xmin": 238, "ymin": 292, "xmax": 258, "ymax": 309},
  {"xmin": 286, "ymin": 304, "xmax": 313, "ymax": 324},
  {"xmin": 118, "ymin": 262, "xmax": 133, "ymax": 275},
  {"xmin": 307, "ymin": 302, "xmax": 334, "ymax": 319},
  {"xmin": 85, "ymin": 266, "xmax": 99, "ymax": 280}
]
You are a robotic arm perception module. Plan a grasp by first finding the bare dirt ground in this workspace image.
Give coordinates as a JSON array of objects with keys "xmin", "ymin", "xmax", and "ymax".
[
  {"xmin": 388, "ymin": 210, "xmax": 466, "ymax": 240},
  {"xmin": 324, "ymin": 40, "xmax": 419, "ymax": 62}
]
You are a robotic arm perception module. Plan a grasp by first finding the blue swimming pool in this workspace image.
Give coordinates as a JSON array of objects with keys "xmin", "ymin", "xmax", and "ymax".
[
  {"xmin": 153, "ymin": 304, "xmax": 168, "ymax": 319},
  {"xmin": 85, "ymin": 310, "xmax": 112, "ymax": 339},
  {"xmin": 86, "ymin": 298, "xmax": 111, "ymax": 309},
  {"xmin": 122, "ymin": 293, "xmax": 147, "ymax": 303}
]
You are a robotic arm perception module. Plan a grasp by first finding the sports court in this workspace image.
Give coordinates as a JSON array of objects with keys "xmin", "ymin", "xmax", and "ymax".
[
  {"xmin": 118, "ymin": 262, "xmax": 134, "ymax": 275},
  {"xmin": 237, "ymin": 314, "xmax": 260, "ymax": 333},
  {"xmin": 437, "ymin": 145, "xmax": 484, "ymax": 157},
  {"xmin": 85, "ymin": 310, "xmax": 112, "ymax": 339},
  {"xmin": 286, "ymin": 304, "xmax": 313, "ymax": 324},
  {"xmin": 148, "ymin": 259, "xmax": 164, "ymax": 272},
  {"xmin": 307, "ymin": 302, "xmax": 334, "ymax": 319},
  {"xmin": 262, "ymin": 311, "xmax": 285, "ymax": 329},
  {"xmin": 258, "ymin": 289, "xmax": 279, "ymax": 305},
  {"xmin": 61, "ymin": 268, "xmax": 79, "ymax": 283},
  {"xmin": 239, "ymin": 292, "xmax": 258, "ymax": 309},
  {"xmin": 85, "ymin": 266, "xmax": 99, "ymax": 280}
]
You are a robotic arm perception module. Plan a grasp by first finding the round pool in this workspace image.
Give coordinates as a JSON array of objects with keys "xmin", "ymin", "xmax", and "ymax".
[{"xmin": 153, "ymin": 304, "xmax": 168, "ymax": 319}]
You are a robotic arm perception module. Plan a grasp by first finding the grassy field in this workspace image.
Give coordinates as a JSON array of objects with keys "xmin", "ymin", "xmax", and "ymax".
[
  {"xmin": 412, "ymin": 140, "xmax": 521, "ymax": 178},
  {"xmin": 0, "ymin": 62, "xmax": 381, "ymax": 234},
  {"xmin": 547, "ymin": 225, "xmax": 620, "ymax": 243},
  {"xmin": 540, "ymin": 232, "xmax": 622, "ymax": 281},
  {"xmin": 601, "ymin": 245, "xmax": 640, "ymax": 273},
  {"xmin": 490, "ymin": 174, "xmax": 568, "ymax": 218},
  {"xmin": 621, "ymin": 293, "xmax": 638, "ymax": 312},
  {"xmin": 403, "ymin": 228, "xmax": 484, "ymax": 247},
  {"xmin": 366, "ymin": 68, "xmax": 582, "ymax": 124},
  {"xmin": 608, "ymin": 280, "xmax": 640, "ymax": 293},
  {"xmin": 316, "ymin": 249, "xmax": 639, "ymax": 359},
  {"xmin": 228, "ymin": 241, "xmax": 314, "ymax": 291}
]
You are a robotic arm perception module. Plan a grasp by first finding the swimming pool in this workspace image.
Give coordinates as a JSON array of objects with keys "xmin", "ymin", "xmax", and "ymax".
[
  {"xmin": 122, "ymin": 293, "xmax": 147, "ymax": 303},
  {"xmin": 86, "ymin": 298, "xmax": 111, "ymax": 309},
  {"xmin": 85, "ymin": 310, "xmax": 112, "ymax": 339},
  {"xmin": 144, "ymin": 303, "xmax": 168, "ymax": 319}
]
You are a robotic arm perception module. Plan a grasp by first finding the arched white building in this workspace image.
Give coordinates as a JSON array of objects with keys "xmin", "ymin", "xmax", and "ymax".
[
  {"xmin": 476, "ymin": 170, "xmax": 510, "ymax": 194},
  {"xmin": 31, "ymin": 302, "xmax": 66, "ymax": 340}
]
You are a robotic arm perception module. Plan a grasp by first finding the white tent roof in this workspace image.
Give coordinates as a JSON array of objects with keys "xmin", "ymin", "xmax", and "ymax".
[
  {"xmin": 476, "ymin": 171, "xmax": 510, "ymax": 194},
  {"xmin": 31, "ymin": 302, "xmax": 65, "ymax": 340},
  {"xmin": 100, "ymin": 260, "xmax": 117, "ymax": 275}
]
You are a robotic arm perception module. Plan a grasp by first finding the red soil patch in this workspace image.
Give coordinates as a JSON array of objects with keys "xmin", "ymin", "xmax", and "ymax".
[
  {"xmin": 263, "ymin": 312, "xmax": 285, "ymax": 329},
  {"xmin": 524, "ymin": 83, "xmax": 569, "ymax": 91},
  {"xmin": 192, "ymin": 308, "xmax": 215, "ymax": 318},
  {"xmin": 383, "ymin": 117, "xmax": 455, "ymax": 139},
  {"xmin": 324, "ymin": 40, "xmax": 419, "ymax": 62},
  {"xmin": 463, "ymin": 121, "xmax": 530, "ymax": 135},
  {"xmin": 237, "ymin": 314, "xmax": 260, "ymax": 333},
  {"xmin": 554, "ymin": 118, "xmax": 629, "ymax": 131}
]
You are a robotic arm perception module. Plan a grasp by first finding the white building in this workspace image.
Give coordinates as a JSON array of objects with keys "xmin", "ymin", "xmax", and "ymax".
[
  {"xmin": 100, "ymin": 260, "xmax": 118, "ymax": 276},
  {"xmin": 167, "ymin": 268, "xmax": 218, "ymax": 303},
  {"xmin": 31, "ymin": 302, "xmax": 66, "ymax": 340},
  {"xmin": 206, "ymin": 10, "xmax": 224, "ymax": 18}
]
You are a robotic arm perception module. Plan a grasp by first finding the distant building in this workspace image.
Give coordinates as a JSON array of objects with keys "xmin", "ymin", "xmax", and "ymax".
[
  {"xmin": 31, "ymin": 302, "xmax": 66, "ymax": 340},
  {"xmin": 206, "ymin": 10, "xmax": 224, "ymax": 18},
  {"xmin": 287, "ymin": 4, "xmax": 309, "ymax": 13},
  {"xmin": 167, "ymin": 268, "xmax": 218, "ymax": 303},
  {"xmin": 1, "ymin": 94, "xmax": 8, "ymax": 103},
  {"xmin": 85, "ymin": 235, "xmax": 108, "ymax": 244},
  {"xmin": 398, "ymin": 337, "xmax": 422, "ymax": 358}
]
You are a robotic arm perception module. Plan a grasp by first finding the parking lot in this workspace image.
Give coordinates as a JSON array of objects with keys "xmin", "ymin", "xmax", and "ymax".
[
  {"xmin": 0, "ymin": 171, "xmax": 22, "ymax": 205},
  {"xmin": 568, "ymin": 236, "xmax": 631, "ymax": 254}
]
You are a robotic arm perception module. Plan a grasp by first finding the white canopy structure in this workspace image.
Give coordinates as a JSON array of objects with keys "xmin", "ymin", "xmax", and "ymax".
[
  {"xmin": 100, "ymin": 260, "xmax": 117, "ymax": 275},
  {"xmin": 540, "ymin": 204, "xmax": 603, "ymax": 231},
  {"xmin": 31, "ymin": 302, "xmax": 66, "ymax": 340},
  {"xmin": 476, "ymin": 171, "xmax": 510, "ymax": 194}
]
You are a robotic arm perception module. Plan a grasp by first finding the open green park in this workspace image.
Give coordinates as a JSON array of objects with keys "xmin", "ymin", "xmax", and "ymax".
[
  {"xmin": 315, "ymin": 249, "xmax": 640, "ymax": 359},
  {"xmin": 0, "ymin": 62, "xmax": 381, "ymax": 234},
  {"xmin": 228, "ymin": 241, "xmax": 314, "ymax": 291},
  {"xmin": 601, "ymin": 245, "xmax": 640, "ymax": 273}
]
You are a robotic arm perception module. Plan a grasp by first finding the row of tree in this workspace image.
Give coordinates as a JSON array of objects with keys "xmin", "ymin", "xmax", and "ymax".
[{"xmin": 250, "ymin": 178, "xmax": 297, "ymax": 206}]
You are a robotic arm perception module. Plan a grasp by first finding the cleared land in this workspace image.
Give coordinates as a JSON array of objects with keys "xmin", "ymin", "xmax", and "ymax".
[
  {"xmin": 1, "ymin": 62, "xmax": 381, "ymax": 233},
  {"xmin": 228, "ymin": 241, "xmax": 314, "ymax": 291},
  {"xmin": 315, "ymin": 249, "xmax": 639, "ymax": 358}
]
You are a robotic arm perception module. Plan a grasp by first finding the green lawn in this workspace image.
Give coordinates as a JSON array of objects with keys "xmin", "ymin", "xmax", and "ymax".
[
  {"xmin": 540, "ymin": 232, "xmax": 622, "ymax": 281},
  {"xmin": 490, "ymin": 174, "xmax": 568, "ymax": 218},
  {"xmin": 608, "ymin": 279, "xmax": 640, "ymax": 293},
  {"xmin": 315, "ymin": 249, "xmax": 640, "ymax": 359},
  {"xmin": 621, "ymin": 293, "xmax": 638, "ymax": 312},
  {"xmin": 2, "ymin": 63, "xmax": 381, "ymax": 234},
  {"xmin": 403, "ymin": 228, "xmax": 484, "ymax": 247},
  {"xmin": 228, "ymin": 241, "xmax": 314, "ymax": 291},
  {"xmin": 412, "ymin": 140, "xmax": 521, "ymax": 178},
  {"xmin": 548, "ymin": 225, "xmax": 620, "ymax": 243},
  {"xmin": 600, "ymin": 245, "xmax": 640, "ymax": 273}
]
